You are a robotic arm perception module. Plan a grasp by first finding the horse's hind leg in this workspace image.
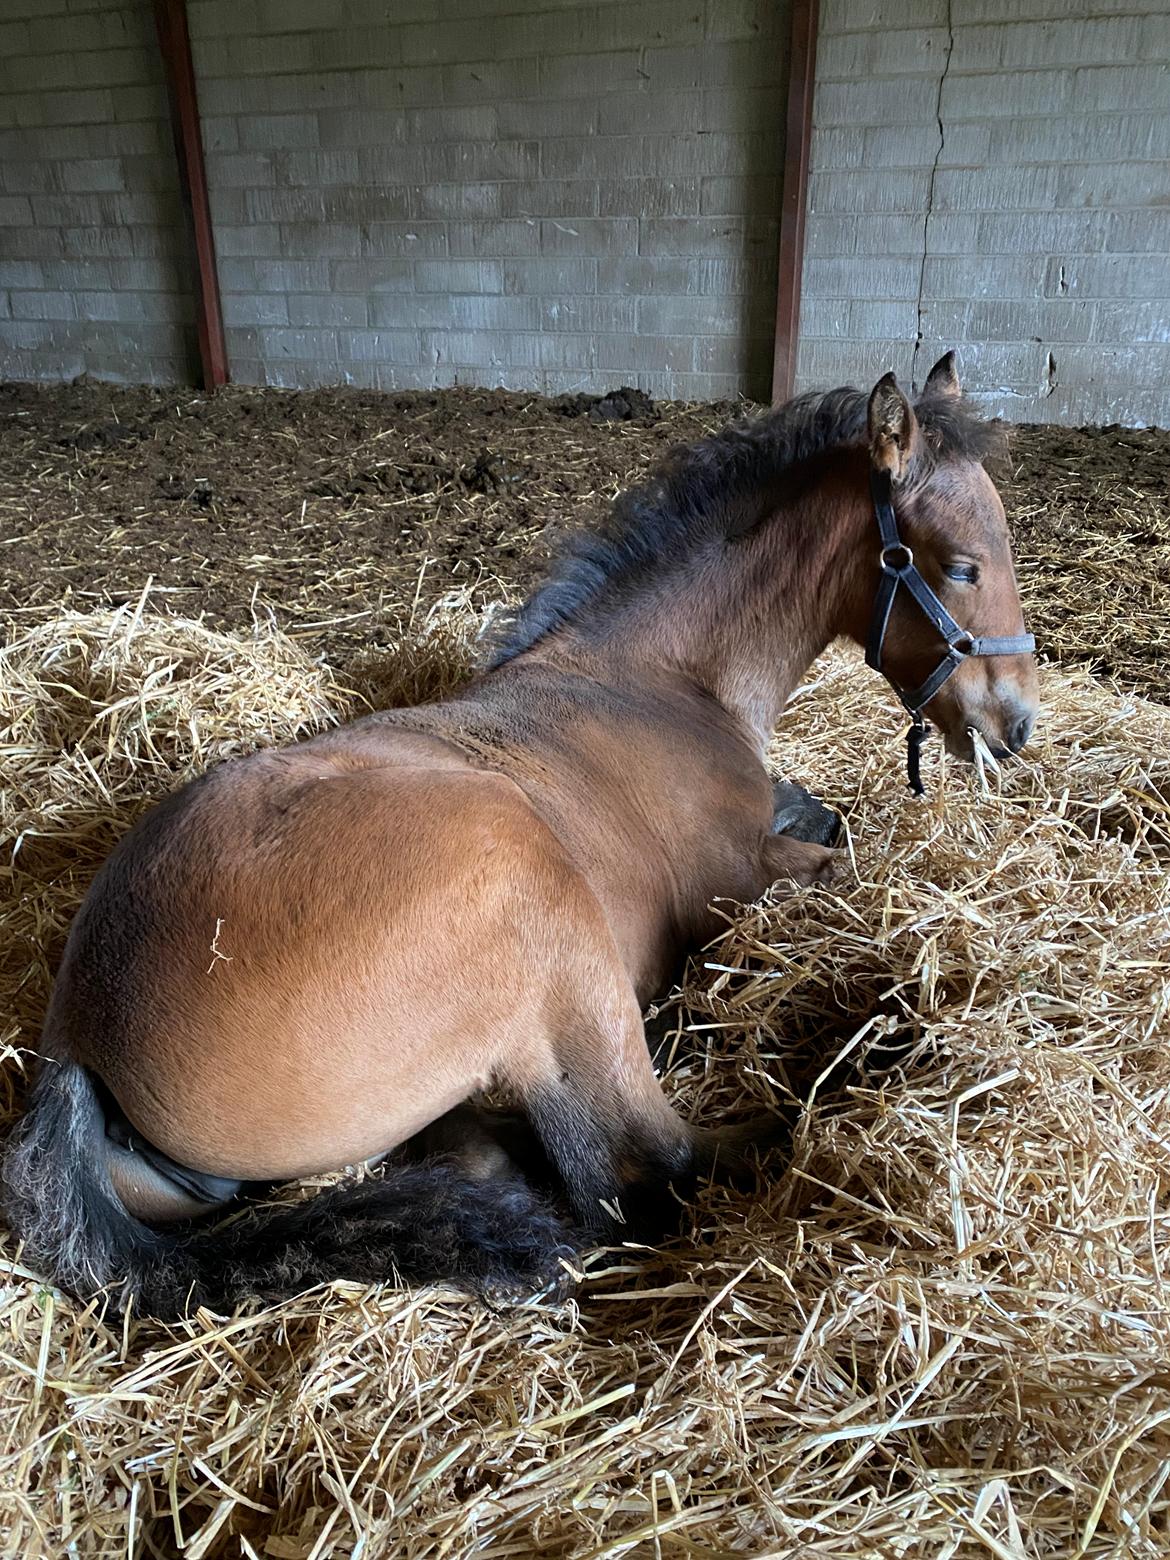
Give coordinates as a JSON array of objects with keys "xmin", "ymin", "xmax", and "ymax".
[
  {"xmin": 412, "ymin": 1101, "xmax": 550, "ymax": 1185},
  {"xmin": 513, "ymin": 982, "xmax": 783, "ymax": 1245}
]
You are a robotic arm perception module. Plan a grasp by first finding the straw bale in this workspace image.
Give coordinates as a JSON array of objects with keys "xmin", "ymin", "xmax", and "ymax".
[{"xmin": 1, "ymin": 602, "xmax": 1168, "ymax": 1559}]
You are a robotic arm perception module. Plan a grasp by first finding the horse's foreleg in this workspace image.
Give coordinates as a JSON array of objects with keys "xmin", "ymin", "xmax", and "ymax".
[
  {"xmin": 760, "ymin": 830, "xmax": 840, "ymax": 890},
  {"xmin": 690, "ymin": 783, "xmax": 841, "ymax": 934}
]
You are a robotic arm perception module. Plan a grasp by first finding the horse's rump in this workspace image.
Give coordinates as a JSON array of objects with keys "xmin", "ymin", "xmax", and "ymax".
[{"xmin": 48, "ymin": 753, "xmax": 612, "ymax": 1185}]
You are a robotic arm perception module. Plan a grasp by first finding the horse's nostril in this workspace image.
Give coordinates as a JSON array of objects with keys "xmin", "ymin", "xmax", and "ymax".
[{"xmin": 1008, "ymin": 713, "xmax": 1035, "ymax": 753}]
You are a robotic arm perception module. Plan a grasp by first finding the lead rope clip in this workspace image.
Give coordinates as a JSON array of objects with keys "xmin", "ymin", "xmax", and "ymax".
[{"xmin": 906, "ymin": 713, "xmax": 929, "ymax": 797}]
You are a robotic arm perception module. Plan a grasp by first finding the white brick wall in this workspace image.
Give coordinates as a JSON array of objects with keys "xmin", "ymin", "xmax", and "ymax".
[
  {"xmin": 184, "ymin": 0, "xmax": 786, "ymax": 397},
  {"xmin": 0, "ymin": 0, "xmax": 195, "ymax": 384},
  {"xmin": 797, "ymin": 0, "xmax": 1170, "ymax": 425}
]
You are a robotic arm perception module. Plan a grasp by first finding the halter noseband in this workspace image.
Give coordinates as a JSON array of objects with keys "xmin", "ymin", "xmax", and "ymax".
[{"xmin": 865, "ymin": 468, "xmax": 1035, "ymax": 795}]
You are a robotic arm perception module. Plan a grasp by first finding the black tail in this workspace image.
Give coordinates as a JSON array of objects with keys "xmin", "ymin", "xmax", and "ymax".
[{"xmin": 2, "ymin": 1061, "xmax": 576, "ymax": 1319}]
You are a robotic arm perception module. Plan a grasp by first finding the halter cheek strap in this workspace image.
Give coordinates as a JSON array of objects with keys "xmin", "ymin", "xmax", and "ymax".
[{"xmin": 865, "ymin": 469, "xmax": 1036, "ymax": 795}]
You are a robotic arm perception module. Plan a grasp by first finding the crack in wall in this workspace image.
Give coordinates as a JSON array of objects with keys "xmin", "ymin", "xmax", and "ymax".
[{"xmin": 911, "ymin": 0, "xmax": 955, "ymax": 391}]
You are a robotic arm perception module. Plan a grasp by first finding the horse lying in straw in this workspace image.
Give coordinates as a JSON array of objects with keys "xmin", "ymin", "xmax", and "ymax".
[{"xmin": 4, "ymin": 355, "xmax": 1038, "ymax": 1317}]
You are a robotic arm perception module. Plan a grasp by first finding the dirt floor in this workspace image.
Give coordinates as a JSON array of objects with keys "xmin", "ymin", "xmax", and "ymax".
[{"xmin": 2, "ymin": 378, "xmax": 1169, "ymax": 696}]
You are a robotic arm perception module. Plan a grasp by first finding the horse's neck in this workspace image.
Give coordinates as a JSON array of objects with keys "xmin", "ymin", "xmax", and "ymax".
[{"xmin": 594, "ymin": 466, "xmax": 871, "ymax": 750}]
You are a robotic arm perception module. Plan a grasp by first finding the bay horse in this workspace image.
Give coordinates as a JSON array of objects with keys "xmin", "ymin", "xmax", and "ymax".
[{"xmin": 4, "ymin": 355, "xmax": 1038, "ymax": 1317}]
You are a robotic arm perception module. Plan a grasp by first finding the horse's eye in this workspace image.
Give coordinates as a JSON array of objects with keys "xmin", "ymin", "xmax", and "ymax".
[{"xmin": 945, "ymin": 562, "xmax": 980, "ymax": 584}]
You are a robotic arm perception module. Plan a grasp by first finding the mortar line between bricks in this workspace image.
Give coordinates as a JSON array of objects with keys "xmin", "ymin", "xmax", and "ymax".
[{"xmin": 912, "ymin": 0, "xmax": 954, "ymax": 393}]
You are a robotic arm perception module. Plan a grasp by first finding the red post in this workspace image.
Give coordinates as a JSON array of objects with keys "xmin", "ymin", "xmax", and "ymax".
[
  {"xmin": 154, "ymin": 0, "xmax": 229, "ymax": 388},
  {"xmin": 771, "ymin": 0, "xmax": 819, "ymax": 405}
]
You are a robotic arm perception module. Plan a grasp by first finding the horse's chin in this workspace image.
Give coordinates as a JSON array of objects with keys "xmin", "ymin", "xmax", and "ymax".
[
  {"xmin": 940, "ymin": 724, "xmax": 1012, "ymax": 764},
  {"xmin": 940, "ymin": 727, "xmax": 977, "ymax": 762}
]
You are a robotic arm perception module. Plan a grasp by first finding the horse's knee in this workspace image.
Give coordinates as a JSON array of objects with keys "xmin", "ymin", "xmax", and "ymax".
[
  {"xmin": 526, "ymin": 1087, "xmax": 789, "ymax": 1241},
  {"xmin": 762, "ymin": 832, "xmax": 841, "ymax": 889},
  {"xmin": 517, "ymin": 1008, "xmax": 701, "ymax": 1242}
]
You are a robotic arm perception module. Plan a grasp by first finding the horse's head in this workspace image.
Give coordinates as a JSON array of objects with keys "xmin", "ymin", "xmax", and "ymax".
[{"xmin": 857, "ymin": 353, "xmax": 1039, "ymax": 766}]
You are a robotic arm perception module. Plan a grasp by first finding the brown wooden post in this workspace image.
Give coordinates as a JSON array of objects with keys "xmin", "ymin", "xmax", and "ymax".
[
  {"xmin": 154, "ymin": 0, "xmax": 229, "ymax": 388},
  {"xmin": 771, "ymin": 0, "xmax": 819, "ymax": 405}
]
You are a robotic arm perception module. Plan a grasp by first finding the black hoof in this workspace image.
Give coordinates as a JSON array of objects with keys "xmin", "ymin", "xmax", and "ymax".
[{"xmin": 770, "ymin": 780, "xmax": 841, "ymax": 847}]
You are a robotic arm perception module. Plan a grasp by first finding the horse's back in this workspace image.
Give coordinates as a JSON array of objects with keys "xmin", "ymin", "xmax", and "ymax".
[{"xmin": 46, "ymin": 741, "xmax": 621, "ymax": 1181}]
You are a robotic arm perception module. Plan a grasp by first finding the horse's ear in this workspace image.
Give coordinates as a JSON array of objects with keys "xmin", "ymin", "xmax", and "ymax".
[
  {"xmin": 868, "ymin": 371, "xmax": 919, "ymax": 483},
  {"xmin": 924, "ymin": 350, "xmax": 961, "ymax": 399}
]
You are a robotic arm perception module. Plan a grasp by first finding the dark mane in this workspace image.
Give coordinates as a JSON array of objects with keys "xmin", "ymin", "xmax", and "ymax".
[{"xmin": 488, "ymin": 383, "xmax": 1003, "ymax": 667}]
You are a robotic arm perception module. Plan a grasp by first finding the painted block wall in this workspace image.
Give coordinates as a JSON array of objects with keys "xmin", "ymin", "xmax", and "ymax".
[
  {"xmin": 796, "ymin": 0, "xmax": 1170, "ymax": 425},
  {"xmin": 185, "ymin": 0, "xmax": 787, "ymax": 398},
  {"xmin": 0, "ymin": 0, "xmax": 196, "ymax": 384},
  {"xmin": 2, "ymin": 0, "xmax": 1168, "ymax": 423}
]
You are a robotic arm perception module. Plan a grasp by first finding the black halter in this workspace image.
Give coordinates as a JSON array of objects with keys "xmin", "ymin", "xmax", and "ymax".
[{"xmin": 865, "ymin": 469, "xmax": 1035, "ymax": 795}]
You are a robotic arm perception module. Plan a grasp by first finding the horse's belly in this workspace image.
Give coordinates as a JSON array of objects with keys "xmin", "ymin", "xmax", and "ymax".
[{"xmin": 121, "ymin": 981, "xmax": 519, "ymax": 1181}]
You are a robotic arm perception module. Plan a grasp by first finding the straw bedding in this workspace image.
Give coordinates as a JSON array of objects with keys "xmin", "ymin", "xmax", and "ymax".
[{"xmin": 2, "ymin": 580, "xmax": 1168, "ymax": 1556}]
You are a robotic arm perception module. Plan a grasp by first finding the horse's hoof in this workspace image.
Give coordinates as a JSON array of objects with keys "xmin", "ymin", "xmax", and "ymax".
[{"xmin": 771, "ymin": 780, "xmax": 841, "ymax": 846}]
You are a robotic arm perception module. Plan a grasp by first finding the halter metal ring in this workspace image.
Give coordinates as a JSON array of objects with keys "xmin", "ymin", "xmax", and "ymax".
[{"xmin": 880, "ymin": 542, "xmax": 914, "ymax": 574}]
